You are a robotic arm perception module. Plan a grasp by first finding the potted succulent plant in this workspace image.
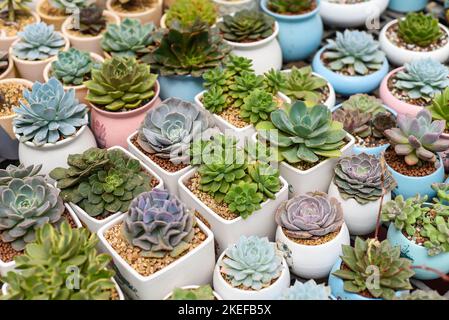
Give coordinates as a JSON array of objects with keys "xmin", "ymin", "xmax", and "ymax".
[
  {"xmin": 379, "ymin": 12, "xmax": 449, "ymax": 66},
  {"xmin": 49, "ymin": 147, "xmax": 163, "ymax": 232},
  {"xmin": 274, "ymin": 191, "xmax": 350, "ymax": 279},
  {"xmin": 106, "ymin": 0, "xmax": 162, "ymax": 25},
  {"xmin": 10, "ymin": 22, "xmax": 69, "ymax": 82},
  {"xmin": 97, "ymin": 188, "xmax": 215, "ymax": 300},
  {"xmin": 260, "ymin": 0, "xmax": 322, "ymax": 62},
  {"xmin": 255, "ymin": 100, "xmax": 355, "ymax": 196},
  {"xmin": 36, "ymin": 0, "xmax": 88, "ymax": 30},
  {"xmin": 380, "ymin": 58, "xmax": 449, "ymax": 117},
  {"xmin": 0, "ymin": 0, "xmax": 41, "ymax": 51},
  {"xmin": 160, "ymin": 0, "xmax": 217, "ymax": 29},
  {"xmin": 163, "ymin": 284, "xmax": 222, "ymax": 300},
  {"xmin": 127, "ymin": 97, "xmax": 217, "ymax": 196},
  {"xmin": 279, "ymin": 279, "xmax": 332, "ymax": 300},
  {"xmin": 213, "ymin": 235, "xmax": 290, "ymax": 300},
  {"xmin": 43, "ymin": 48, "xmax": 104, "ymax": 104},
  {"xmin": 1, "ymin": 222, "xmax": 124, "ymax": 300},
  {"xmin": 213, "ymin": 0, "xmax": 257, "ymax": 16},
  {"xmin": 61, "ymin": 4, "xmax": 120, "ymax": 55},
  {"xmin": 13, "ymin": 78, "xmax": 97, "ymax": 175},
  {"xmin": 85, "ymin": 56, "xmax": 160, "ymax": 148},
  {"xmin": 388, "ymin": 0, "xmax": 429, "ymax": 14},
  {"xmin": 319, "ymin": 0, "xmax": 388, "ymax": 28},
  {"xmin": 312, "ymin": 29, "xmax": 389, "ymax": 96},
  {"xmin": 428, "ymin": 88, "xmax": 449, "ymax": 172},
  {"xmin": 382, "ymin": 194, "xmax": 449, "ymax": 280},
  {"xmin": 144, "ymin": 22, "xmax": 231, "ymax": 102},
  {"xmin": 331, "ymin": 94, "xmax": 397, "ymax": 156},
  {"xmin": 329, "ymin": 237, "xmax": 414, "ymax": 300},
  {"xmin": 217, "ymin": 9, "xmax": 281, "ymax": 75},
  {"xmin": 383, "ymin": 109, "xmax": 449, "ymax": 199},
  {"xmin": 327, "ymin": 153, "xmax": 396, "ymax": 235}
]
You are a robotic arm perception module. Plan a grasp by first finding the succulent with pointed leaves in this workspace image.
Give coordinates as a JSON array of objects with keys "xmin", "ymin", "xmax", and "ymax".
[
  {"xmin": 224, "ymin": 181, "xmax": 263, "ymax": 219},
  {"xmin": 228, "ymin": 71, "xmax": 265, "ymax": 108},
  {"xmin": 429, "ymin": 87, "xmax": 449, "ymax": 128},
  {"xmin": 78, "ymin": 4, "xmax": 106, "ymax": 36},
  {"xmin": 240, "ymin": 88, "xmax": 277, "ymax": 124},
  {"xmin": 170, "ymin": 285, "xmax": 215, "ymax": 300},
  {"xmin": 421, "ymin": 211, "xmax": 449, "ymax": 256},
  {"xmin": 263, "ymin": 68, "xmax": 286, "ymax": 95},
  {"xmin": 0, "ymin": 163, "xmax": 42, "ymax": 186},
  {"xmin": 333, "ymin": 108, "xmax": 372, "ymax": 138},
  {"xmin": 398, "ymin": 12, "xmax": 442, "ymax": 47},
  {"xmin": 341, "ymin": 94, "xmax": 385, "ymax": 115},
  {"xmin": 279, "ymin": 280, "xmax": 331, "ymax": 300},
  {"xmin": 248, "ymin": 161, "xmax": 281, "ymax": 200},
  {"xmin": 281, "ymin": 66, "xmax": 327, "ymax": 104},
  {"xmin": 267, "ymin": 0, "xmax": 314, "ymax": 14},
  {"xmin": 51, "ymin": 48, "xmax": 95, "ymax": 86},
  {"xmin": 202, "ymin": 86, "xmax": 227, "ymax": 114},
  {"xmin": 244, "ymin": 139, "xmax": 281, "ymax": 164},
  {"xmin": 165, "ymin": 0, "xmax": 217, "ymax": 29}
]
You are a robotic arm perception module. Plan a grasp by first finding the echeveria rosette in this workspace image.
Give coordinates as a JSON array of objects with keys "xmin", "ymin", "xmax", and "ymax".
[
  {"xmin": 51, "ymin": 48, "xmax": 95, "ymax": 86},
  {"xmin": 372, "ymin": 112, "xmax": 396, "ymax": 138},
  {"xmin": 0, "ymin": 164, "xmax": 42, "ymax": 186},
  {"xmin": 240, "ymin": 88, "xmax": 277, "ymax": 125},
  {"xmin": 224, "ymin": 181, "xmax": 263, "ymax": 219},
  {"xmin": 398, "ymin": 12, "xmax": 442, "ymax": 47},
  {"xmin": 220, "ymin": 235, "xmax": 283, "ymax": 290},
  {"xmin": 341, "ymin": 94, "xmax": 385, "ymax": 115},
  {"xmin": 165, "ymin": 0, "xmax": 217, "ymax": 29},
  {"xmin": 279, "ymin": 280, "xmax": 331, "ymax": 300},
  {"xmin": 263, "ymin": 68, "xmax": 286, "ymax": 95},
  {"xmin": 280, "ymin": 66, "xmax": 327, "ymax": 105},
  {"xmin": 248, "ymin": 161, "xmax": 281, "ymax": 200}
]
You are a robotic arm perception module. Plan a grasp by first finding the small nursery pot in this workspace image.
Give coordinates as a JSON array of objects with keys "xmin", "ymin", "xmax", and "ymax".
[
  {"xmin": 163, "ymin": 285, "xmax": 223, "ymax": 300},
  {"xmin": 387, "ymin": 0, "xmax": 428, "ymax": 13},
  {"xmin": 320, "ymin": 0, "xmax": 388, "ymax": 28},
  {"xmin": 158, "ymin": 75, "xmax": 204, "ymax": 102},
  {"xmin": 213, "ymin": 250, "xmax": 290, "ymax": 300},
  {"xmin": 260, "ymin": 0, "xmax": 323, "ymax": 62},
  {"xmin": 328, "ymin": 180, "xmax": 391, "ymax": 236},
  {"xmin": 36, "ymin": 0, "xmax": 67, "ymax": 30},
  {"xmin": 89, "ymin": 81, "xmax": 161, "ymax": 148},
  {"xmin": 14, "ymin": 114, "xmax": 97, "ymax": 176},
  {"xmin": 312, "ymin": 46, "xmax": 389, "ymax": 96},
  {"xmin": 61, "ymin": 10, "xmax": 120, "ymax": 56},
  {"xmin": 97, "ymin": 213, "xmax": 215, "ymax": 300},
  {"xmin": 379, "ymin": 20, "xmax": 449, "ymax": 66},
  {"xmin": 106, "ymin": 0, "xmax": 163, "ymax": 25},
  {"xmin": 275, "ymin": 223, "xmax": 350, "ymax": 279},
  {"xmin": 0, "ymin": 11, "xmax": 41, "ymax": 52},
  {"xmin": 178, "ymin": 168, "xmax": 289, "ymax": 255},
  {"xmin": 213, "ymin": 0, "xmax": 257, "ymax": 16},
  {"xmin": 70, "ymin": 146, "xmax": 163, "ymax": 233},
  {"xmin": 10, "ymin": 33, "xmax": 70, "ymax": 82}
]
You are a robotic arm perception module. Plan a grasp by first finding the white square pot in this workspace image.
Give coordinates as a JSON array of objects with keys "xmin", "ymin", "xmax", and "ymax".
[
  {"xmin": 68, "ymin": 146, "xmax": 163, "ymax": 233},
  {"xmin": 97, "ymin": 214, "xmax": 216, "ymax": 300},
  {"xmin": 178, "ymin": 168, "xmax": 289, "ymax": 255},
  {"xmin": 127, "ymin": 131, "xmax": 191, "ymax": 197}
]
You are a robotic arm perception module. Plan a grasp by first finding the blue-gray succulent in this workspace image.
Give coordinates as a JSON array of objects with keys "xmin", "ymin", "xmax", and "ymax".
[
  {"xmin": 51, "ymin": 48, "xmax": 96, "ymax": 86},
  {"xmin": 279, "ymin": 280, "xmax": 331, "ymax": 300}
]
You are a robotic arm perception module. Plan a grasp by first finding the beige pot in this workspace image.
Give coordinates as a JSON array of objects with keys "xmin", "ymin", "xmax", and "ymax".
[
  {"xmin": 0, "ymin": 55, "xmax": 16, "ymax": 80},
  {"xmin": 36, "ymin": 0, "xmax": 67, "ymax": 31},
  {"xmin": 106, "ymin": 0, "xmax": 163, "ymax": 25},
  {"xmin": 61, "ymin": 10, "xmax": 120, "ymax": 57},
  {"xmin": 10, "ymin": 33, "xmax": 70, "ymax": 82},
  {"xmin": 0, "ymin": 11, "xmax": 41, "ymax": 52}
]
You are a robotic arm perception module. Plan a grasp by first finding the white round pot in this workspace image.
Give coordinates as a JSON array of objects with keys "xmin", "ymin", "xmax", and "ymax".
[
  {"xmin": 61, "ymin": 10, "xmax": 120, "ymax": 56},
  {"xmin": 327, "ymin": 180, "xmax": 391, "ymax": 236},
  {"xmin": 0, "ymin": 11, "xmax": 41, "ymax": 52},
  {"xmin": 379, "ymin": 19, "xmax": 449, "ymax": 66},
  {"xmin": 0, "ymin": 54, "xmax": 16, "ymax": 80},
  {"xmin": 163, "ymin": 285, "xmax": 223, "ymax": 300},
  {"xmin": 10, "ymin": 33, "xmax": 70, "ymax": 82},
  {"xmin": 213, "ymin": 250, "xmax": 290, "ymax": 300},
  {"xmin": 106, "ymin": 0, "xmax": 163, "ymax": 25},
  {"xmin": 275, "ymin": 223, "xmax": 349, "ymax": 279},
  {"xmin": 320, "ymin": 0, "xmax": 388, "ymax": 28},
  {"xmin": 213, "ymin": 0, "xmax": 257, "ymax": 16}
]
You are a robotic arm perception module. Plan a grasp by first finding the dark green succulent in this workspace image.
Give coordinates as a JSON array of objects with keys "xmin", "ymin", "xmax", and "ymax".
[
  {"xmin": 224, "ymin": 181, "xmax": 263, "ymax": 219},
  {"xmin": 224, "ymin": 55, "xmax": 254, "ymax": 78},
  {"xmin": 240, "ymin": 88, "xmax": 277, "ymax": 124},
  {"xmin": 165, "ymin": 0, "xmax": 217, "ymax": 29},
  {"xmin": 398, "ymin": 12, "xmax": 442, "ymax": 47},
  {"xmin": 267, "ymin": 0, "xmax": 314, "ymax": 14},
  {"xmin": 244, "ymin": 139, "xmax": 281, "ymax": 164},
  {"xmin": 248, "ymin": 161, "xmax": 281, "ymax": 200}
]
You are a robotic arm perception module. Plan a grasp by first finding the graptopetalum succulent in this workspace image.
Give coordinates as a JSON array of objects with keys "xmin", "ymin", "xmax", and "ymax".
[
  {"xmin": 0, "ymin": 163, "xmax": 42, "ymax": 186},
  {"xmin": 220, "ymin": 235, "xmax": 283, "ymax": 290},
  {"xmin": 398, "ymin": 12, "xmax": 442, "ymax": 47},
  {"xmin": 170, "ymin": 285, "xmax": 215, "ymax": 300},
  {"xmin": 267, "ymin": 0, "xmax": 314, "ymax": 14},
  {"xmin": 240, "ymin": 88, "xmax": 277, "ymax": 124},
  {"xmin": 279, "ymin": 280, "xmax": 331, "ymax": 300},
  {"xmin": 341, "ymin": 94, "xmax": 385, "ymax": 115},
  {"xmin": 275, "ymin": 191, "xmax": 344, "ymax": 239},
  {"xmin": 332, "ymin": 237, "xmax": 414, "ymax": 300},
  {"xmin": 280, "ymin": 66, "xmax": 327, "ymax": 104},
  {"xmin": 429, "ymin": 87, "xmax": 449, "ymax": 128},
  {"xmin": 164, "ymin": 0, "xmax": 217, "ymax": 29},
  {"xmin": 51, "ymin": 48, "xmax": 96, "ymax": 86},
  {"xmin": 384, "ymin": 109, "xmax": 449, "ymax": 165},
  {"xmin": 224, "ymin": 181, "xmax": 263, "ymax": 219},
  {"xmin": 122, "ymin": 188, "xmax": 195, "ymax": 258},
  {"xmin": 1, "ymin": 222, "xmax": 116, "ymax": 300},
  {"xmin": 77, "ymin": 4, "xmax": 107, "ymax": 36},
  {"xmin": 0, "ymin": 0, "xmax": 31, "ymax": 22},
  {"xmin": 333, "ymin": 153, "xmax": 397, "ymax": 205}
]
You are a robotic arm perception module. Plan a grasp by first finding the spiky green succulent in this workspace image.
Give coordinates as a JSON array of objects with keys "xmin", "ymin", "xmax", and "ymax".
[
  {"xmin": 224, "ymin": 181, "xmax": 263, "ymax": 219},
  {"xmin": 333, "ymin": 108, "xmax": 372, "ymax": 138},
  {"xmin": 228, "ymin": 71, "xmax": 265, "ymax": 108},
  {"xmin": 240, "ymin": 88, "xmax": 277, "ymax": 124},
  {"xmin": 50, "ymin": 0, "xmax": 87, "ymax": 10},
  {"xmin": 165, "ymin": 0, "xmax": 217, "ymax": 29},
  {"xmin": 395, "ymin": 290, "xmax": 448, "ymax": 300},
  {"xmin": 77, "ymin": 4, "xmax": 106, "ymax": 36},
  {"xmin": 51, "ymin": 48, "xmax": 96, "ymax": 86},
  {"xmin": 170, "ymin": 285, "xmax": 215, "ymax": 300},
  {"xmin": 280, "ymin": 66, "xmax": 327, "ymax": 104},
  {"xmin": 332, "ymin": 238, "xmax": 414, "ymax": 300},
  {"xmin": 429, "ymin": 87, "xmax": 449, "ymax": 128},
  {"xmin": 0, "ymin": 0, "xmax": 31, "ymax": 22},
  {"xmin": 202, "ymin": 86, "xmax": 227, "ymax": 113},
  {"xmin": 248, "ymin": 161, "xmax": 280, "ymax": 200},
  {"xmin": 263, "ymin": 68, "xmax": 286, "ymax": 95},
  {"xmin": 267, "ymin": 0, "xmax": 314, "ymax": 14},
  {"xmin": 224, "ymin": 55, "xmax": 253, "ymax": 78},
  {"xmin": 0, "ymin": 164, "xmax": 42, "ymax": 186},
  {"xmin": 279, "ymin": 280, "xmax": 331, "ymax": 300},
  {"xmin": 398, "ymin": 12, "xmax": 442, "ymax": 47},
  {"xmin": 341, "ymin": 94, "xmax": 385, "ymax": 115}
]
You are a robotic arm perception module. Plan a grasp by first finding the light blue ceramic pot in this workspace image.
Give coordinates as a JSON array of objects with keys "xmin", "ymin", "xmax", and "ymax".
[
  {"xmin": 260, "ymin": 0, "xmax": 323, "ymax": 62},
  {"xmin": 387, "ymin": 223, "xmax": 449, "ymax": 280},
  {"xmin": 312, "ymin": 47, "xmax": 389, "ymax": 96},
  {"xmin": 158, "ymin": 75, "xmax": 204, "ymax": 102},
  {"xmin": 388, "ymin": 0, "xmax": 428, "ymax": 13},
  {"xmin": 386, "ymin": 154, "xmax": 445, "ymax": 200}
]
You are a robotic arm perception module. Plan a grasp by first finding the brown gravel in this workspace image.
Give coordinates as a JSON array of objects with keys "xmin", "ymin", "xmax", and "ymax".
[
  {"xmin": 110, "ymin": 287, "xmax": 119, "ymax": 300},
  {"xmin": 388, "ymin": 74, "xmax": 430, "ymax": 107},
  {"xmin": 41, "ymin": 0, "xmax": 66, "ymax": 17},
  {"xmin": 0, "ymin": 12, "xmax": 36, "ymax": 37},
  {"xmin": 384, "ymin": 147, "xmax": 438, "ymax": 177},
  {"xmin": 111, "ymin": 0, "xmax": 157, "ymax": 13},
  {"xmin": 291, "ymin": 155, "xmax": 326, "ymax": 171},
  {"xmin": 218, "ymin": 105, "xmax": 248, "ymax": 129},
  {"xmin": 0, "ymin": 83, "xmax": 26, "ymax": 117},
  {"xmin": 104, "ymin": 221, "xmax": 207, "ymax": 276},
  {"xmin": 283, "ymin": 227, "xmax": 340, "ymax": 246},
  {"xmin": 387, "ymin": 22, "xmax": 448, "ymax": 52},
  {"xmin": 355, "ymin": 135, "xmax": 389, "ymax": 148}
]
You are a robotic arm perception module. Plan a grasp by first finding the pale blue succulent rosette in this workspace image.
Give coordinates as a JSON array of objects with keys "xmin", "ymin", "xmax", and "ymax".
[
  {"xmin": 388, "ymin": 0, "xmax": 428, "ymax": 13},
  {"xmin": 278, "ymin": 279, "xmax": 333, "ymax": 300},
  {"xmin": 158, "ymin": 75, "xmax": 204, "ymax": 102}
]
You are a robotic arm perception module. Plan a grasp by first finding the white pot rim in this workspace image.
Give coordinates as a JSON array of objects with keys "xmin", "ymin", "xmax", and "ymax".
[
  {"xmin": 162, "ymin": 285, "xmax": 223, "ymax": 300},
  {"xmin": 106, "ymin": 0, "xmax": 162, "ymax": 17},
  {"xmin": 0, "ymin": 78, "xmax": 33, "ymax": 120},
  {"xmin": 222, "ymin": 21, "xmax": 279, "ymax": 49},
  {"xmin": 0, "ymin": 11, "xmax": 41, "ymax": 41}
]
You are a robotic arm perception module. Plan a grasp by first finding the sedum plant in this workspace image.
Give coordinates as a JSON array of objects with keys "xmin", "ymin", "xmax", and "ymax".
[
  {"xmin": 333, "ymin": 108, "xmax": 372, "ymax": 138},
  {"xmin": 0, "ymin": 163, "xmax": 42, "ymax": 186},
  {"xmin": 218, "ymin": 9, "xmax": 275, "ymax": 43},
  {"xmin": 248, "ymin": 162, "xmax": 281, "ymax": 200},
  {"xmin": 263, "ymin": 68, "xmax": 286, "ymax": 95},
  {"xmin": 240, "ymin": 88, "xmax": 277, "ymax": 124},
  {"xmin": 1, "ymin": 222, "xmax": 115, "ymax": 300},
  {"xmin": 323, "ymin": 30, "xmax": 385, "ymax": 76},
  {"xmin": 13, "ymin": 78, "xmax": 88, "ymax": 146},
  {"xmin": 398, "ymin": 12, "xmax": 442, "ymax": 47},
  {"xmin": 0, "ymin": 0, "xmax": 31, "ymax": 22},
  {"xmin": 332, "ymin": 237, "xmax": 414, "ymax": 300},
  {"xmin": 341, "ymin": 94, "xmax": 385, "ymax": 115},
  {"xmin": 122, "ymin": 188, "xmax": 195, "ymax": 257},
  {"xmin": 77, "ymin": 4, "xmax": 106, "ymax": 36},
  {"xmin": 51, "ymin": 48, "xmax": 96, "ymax": 86},
  {"xmin": 279, "ymin": 280, "xmax": 331, "ymax": 300},
  {"xmin": 165, "ymin": 0, "xmax": 217, "ymax": 29},
  {"xmin": 224, "ymin": 181, "xmax": 263, "ymax": 219},
  {"xmin": 220, "ymin": 235, "xmax": 283, "ymax": 290},
  {"xmin": 429, "ymin": 87, "xmax": 449, "ymax": 128},
  {"xmin": 280, "ymin": 66, "xmax": 327, "ymax": 104},
  {"xmin": 12, "ymin": 22, "xmax": 66, "ymax": 61},
  {"xmin": 395, "ymin": 290, "xmax": 447, "ymax": 300},
  {"xmin": 170, "ymin": 285, "xmax": 215, "ymax": 300},
  {"xmin": 275, "ymin": 191, "xmax": 344, "ymax": 239},
  {"xmin": 85, "ymin": 56, "xmax": 157, "ymax": 111},
  {"xmin": 267, "ymin": 0, "xmax": 314, "ymax": 14}
]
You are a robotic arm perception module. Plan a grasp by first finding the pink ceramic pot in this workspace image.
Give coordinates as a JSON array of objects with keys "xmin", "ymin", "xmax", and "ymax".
[{"xmin": 89, "ymin": 81, "xmax": 161, "ymax": 148}]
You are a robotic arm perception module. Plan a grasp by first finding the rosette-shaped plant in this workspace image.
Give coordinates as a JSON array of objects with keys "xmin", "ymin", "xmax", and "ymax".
[
  {"xmin": 372, "ymin": 112, "xmax": 396, "ymax": 138},
  {"xmin": 165, "ymin": 0, "xmax": 217, "ymax": 28},
  {"xmin": 384, "ymin": 109, "xmax": 449, "ymax": 165},
  {"xmin": 137, "ymin": 97, "xmax": 215, "ymax": 164},
  {"xmin": 229, "ymin": 71, "xmax": 265, "ymax": 108},
  {"xmin": 220, "ymin": 236, "xmax": 283, "ymax": 290},
  {"xmin": 263, "ymin": 68, "xmax": 286, "ymax": 95},
  {"xmin": 332, "ymin": 237, "xmax": 414, "ymax": 300},
  {"xmin": 122, "ymin": 188, "xmax": 195, "ymax": 257},
  {"xmin": 341, "ymin": 94, "xmax": 385, "ymax": 115},
  {"xmin": 0, "ymin": 177, "xmax": 64, "ymax": 251},
  {"xmin": 50, "ymin": 0, "xmax": 87, "ymax": 10},
  {"xmin": 395, "ymin": 290, "xmax": 447, "ymax": 300},
  {"xmin": 323, "ymin": 30, "xmax": 385, "ymax": 76},
  {"xmin": 51, "ymin": 48, "xmax": 95, "ymax": 86},
  {"xmin": 0, "ymin": 164, "xmax": 42, "ymax": 186},
  {"xmin": 257, "ymin": 101, "xmax": 347, "ymax": 164},
  {"xmin": 218, "ymin": 9, "xmax": 275, "ymax": 43},
  {"xmin": 171, "ymin": 285, "xmax": 215, "ymax": 300},
  {"xmin": 240, "ymin": 89, "xmax": 277, "ymax": 124},
  {"xmin": 202, "ymin": 86, "xmax": 227, "ymax": 113},
  {"xmin": 275, "ymin": 191, "xmax": 344, "ymax": 239},
  {"xmin": 398, "ymin": 12, "xmax": 442, "ymax": 47},
  {"xmin": 333, "ymin": 108, "xmax": 372, "ymax": 138},
  {"xmin": 267, "ymin": 0, "xmax": 314, "ymax": 14},
  {"xmin": 429, "ymin": 87, "xmax": 449, "ymax": 128},
  {"xmin": 279, "ymin": 280, "xmax": 331, "ymax": 300},
  {"xmin": 101, "ymin": 18, "xmax": 154, "ymax": 57},
  {"xmin": 224, "ymin": 181, "xmax": 263, "ymax": 219},
  {"xmin": 12, "ymin": 22, "xmax": 66, "ymax": 61},
  {"xmin": 0, "ymin": 0, "xmax": 31, "ymax": 22},
  {"xmin": 333, "ymin": 153, "xmax": 397, "ymax": 205},
  {"xmin": 394, "ymin": 59, "xmax": 449, "ymax": 102},
  {"xmin": 85, "ymin": 56, "xmax": 157, "ymax": 111},
  {"xmin": 248, "ymin": 162, "xmax": 280, "ymax": 200},
  {"xmin": 13, "ymin": 78, "xmax": 88, "ymax": 146},
  {"xmin": 78, "ymin": 4, "xmax": 106, "ymax": 36},
  {"xmin": 281, "ymin": 66, "xmax": 327, "ymax": 104}
]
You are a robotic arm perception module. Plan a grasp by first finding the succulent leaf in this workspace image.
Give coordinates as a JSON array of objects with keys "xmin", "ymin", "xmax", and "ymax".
[
  {"xmin": 398, "ymin": 12, "xmax": 442, "ymax": 47},
  {"xmin": 165, "ymin": 0, "xmax": 217, "ymax": 29},
  {"xmin": 280, "ymin": 66, "xmax": 327, "ymax": 104}
]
